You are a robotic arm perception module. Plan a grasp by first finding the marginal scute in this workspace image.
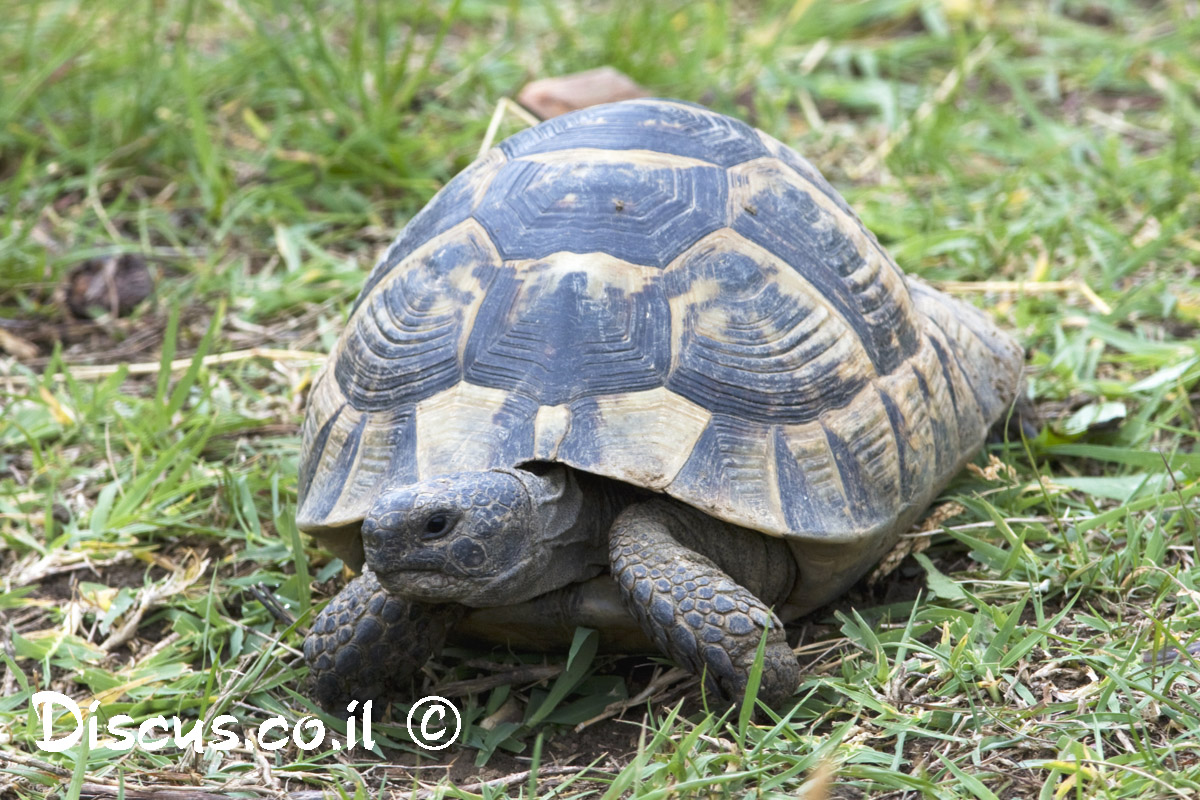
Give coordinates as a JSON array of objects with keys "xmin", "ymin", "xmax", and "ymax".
[
  {"xmin": 298, "ymin": 363, "xmax": 426, "ymax": 539},
  {"xmin": 773, "ymin": 422, "xmax": 849, "ymax": 534},
  {"xmin": 557, "ymin": 387, "xmax": 711, "ymax": 490},
  {"xmin": 414, "ymin": 383, "xmax": 537, "ymax": 477},
  {"xmin": 336, "ymin": 414, "xmax": 421, "ymax": 522},
  {"xmin": 909, "ymin": 279, "xmax": 1021, "ymax": 424},
  {"xmin": 297, "ymin": 365, "xmax": 340, "ymax": 506},
  {"xmin": 668, "ymin": 414, "xmax": 784, "ymax": 532},
  {"xmin": 819, "ymin": 386, "xmax": 901, "ymax": 529},
  {"xmin": 533, "ymin": 404, "xmax": 571, "ymax": 461},
  {"xmin": 907, "ymin": 336, "xmax": 963, "ymax": 477},
  {"xmin": 300, "ymin": 402, "xmax": 365, "ymax": 527},
  {"xmin": 874, "ymin": 366, "xmax": 937, "ymax": 505}
]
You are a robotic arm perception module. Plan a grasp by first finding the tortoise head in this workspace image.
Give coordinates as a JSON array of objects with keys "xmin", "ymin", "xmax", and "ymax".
[{"xmin": 361, "ymin": 466, "xmax": 597, "ymax": 607}]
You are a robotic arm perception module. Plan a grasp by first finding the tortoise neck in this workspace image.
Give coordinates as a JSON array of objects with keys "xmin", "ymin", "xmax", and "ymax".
[{"xmin": 571, "ymin": 469, "xmax": 645, "ymax": 541}]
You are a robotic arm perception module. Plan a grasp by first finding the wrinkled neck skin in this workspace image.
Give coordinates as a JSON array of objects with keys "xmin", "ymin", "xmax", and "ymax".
[
  {"xmin": 489, "ymin": 465, "xmax": 609, "ymax": 603},
  {"xmin": 496, "ymin": 465, "xmax": 648, "ymax": 604},
  {"xmin": 493, "ymin": 466, "xmax": 638, "ymax": 604}
]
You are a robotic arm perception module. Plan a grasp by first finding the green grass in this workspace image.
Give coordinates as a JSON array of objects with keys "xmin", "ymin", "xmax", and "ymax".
[{"xmin": 2, "ymin": 0, "xmax": 1200, "ymax": 797}]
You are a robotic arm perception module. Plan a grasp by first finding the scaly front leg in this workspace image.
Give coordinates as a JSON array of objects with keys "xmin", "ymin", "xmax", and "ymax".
[
  {"xmin": 304, "ymin": 566, "xmax": 460, "ymax": 711},
  {"xmin": 608, "ymin": 501, "xmax": 800, "ymax": 707}
]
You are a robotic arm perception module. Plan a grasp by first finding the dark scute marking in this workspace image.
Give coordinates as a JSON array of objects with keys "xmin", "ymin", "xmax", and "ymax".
[
  {"xmin": 911, "ymin": 362, "xmax": 931, "ymax": 404},
  {"xmin": 337, "ymin": 237, "xmax": 498, "ymax": 412},
  {"xmin": 297, "ymin": 397, "xmax": 345, "ymax": 510},
  {"xmin": 350, "ymin": 163, "xmax": 498, "ymax": 315},
  {"xmin": 670, "ymin": 415, "xmax": 768, "ymax": 506},
  {"xmin": 463, "ymin": 267, "xmax": 670, "ymax": 404},
  {"xmin": 487, "ymin": 392, "xmax": 539, "ymax": 464},
  {"xmin": 474, "ymin": 159, "xmax": 727, "ymax": 268},
  {"xmin": 924, "ymin": 314, "xmax": 990, "ymax": 422},
  {"xmin": 730, "ymin": 174, "xmax": 916, "ymax": 375},
  {"xmin": 498, "ymin": 100, "xmax": 768, "ymax": 167},
  {"xmin": 555, "ymin": 398, "xmax": 609, "ymax": 471},
  {"xmin": 372, "ymin": 410, "xmax": 420, "ymax": 490},
  {"xmin": 912, "ymin": 362, "xmax": 950, "ymax": 476},
  {"xmin": 821, "ymin": 422, "xmax": 872, "ymax": 526},
  {"xmin": 876, "ymin": 387, "xmax": 913, "ymax": 503},
  {"xmin": 773, "ymin": 428, "xmax": 825, "ymax": 535},
  {"xmin": 315, "ymin": 411, "xmax": 368, "ymax": 519},
  {"xmin": 926, "ymin": 335, "xmax": 960, "ymax": 416},
  {"xmin": 765, "ymin": 138, "xmax": 857, "ymax": 219},
  {"xmin": 665, "ymin": 248, "xmax": 865, "ymax": 422}
]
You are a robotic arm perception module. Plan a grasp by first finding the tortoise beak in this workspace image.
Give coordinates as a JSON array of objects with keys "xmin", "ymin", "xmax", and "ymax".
[{"xmin": 362, "ymin": 525, "xmax": 448, "ymax": 574}]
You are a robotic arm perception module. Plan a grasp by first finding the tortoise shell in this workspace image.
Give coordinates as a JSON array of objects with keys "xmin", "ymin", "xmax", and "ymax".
[{"xmin": 296, "ymin": 99, "xmax": 1023, "ymax": 613}]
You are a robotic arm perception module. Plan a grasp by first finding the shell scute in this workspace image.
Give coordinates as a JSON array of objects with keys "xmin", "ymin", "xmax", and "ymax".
[
  {"xmin": 663, "ymin": 230, "xmax": 872, "ymax": 423},
  {"xmin": 334, "ymin": 221, "xmax": 499, "ymax": 412},
  {"xmin": 462, "ymin": 257, "xmax": 671, "ymax": 405},
  {"xmin": 499, "ymin": 99, "xmax": 768, "ymax": 167},
  {"xmin": 728, "ymin": 158, "xmax": 921, "ymax": 376},
  {"xmin": 475, "ymin": 156, "xmax": 727, "ymax": 267},
  {"xmin": 352, "ymin": 149, "xmax": 506, "ymax": 313}
]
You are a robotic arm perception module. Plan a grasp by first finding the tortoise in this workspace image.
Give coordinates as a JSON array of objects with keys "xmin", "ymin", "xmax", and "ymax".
[{"xmin": 297, "ymin": 99, "xmax": 1024, "ymax": 709}]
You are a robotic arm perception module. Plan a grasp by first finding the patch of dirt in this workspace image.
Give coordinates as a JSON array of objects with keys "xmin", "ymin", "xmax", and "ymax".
[
  {"xmin": 266, "ymin": 661, "xmax": 656, "ymax": 796},
  {"xmin": 390, "ymin": 713, "xmax": 641, "ymax": 786},
  {"xmin": 23, "ymin": 558, "xmax": 166, "ymax": 605}
]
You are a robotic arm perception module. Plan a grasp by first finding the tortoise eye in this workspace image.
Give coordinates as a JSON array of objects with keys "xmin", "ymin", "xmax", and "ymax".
[{"xmin": 422, "ymin": 514, "xmax": 453, "ymax": 539}]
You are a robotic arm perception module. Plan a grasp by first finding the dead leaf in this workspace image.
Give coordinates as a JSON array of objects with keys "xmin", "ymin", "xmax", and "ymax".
[
  {"xmin": 0, "ymin": 327, "xmax": 38, "ymax": 360},
  {"xmin": 518, "ymin": 67, "xmax": 650, "ymax": 120},
  {"xmin": 868, "ymin": 501, "xmax": 965, "ymax": 585},
  {"xmin": 966, "ymin": 453, "xmax": 1018, "ymax": 482}
]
